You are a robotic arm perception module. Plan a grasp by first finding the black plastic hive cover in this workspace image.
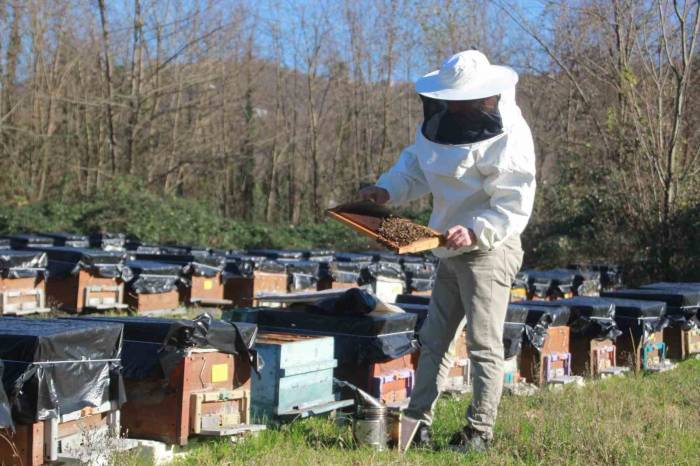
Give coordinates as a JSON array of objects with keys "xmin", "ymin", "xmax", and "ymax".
[
  {"xmin": 395, "ymin": 294, "xmax": 430, "ymax": 306},
  {"xmin": 247, "ymin": 249, "xmax": 305, "ymax": 260},
  {"xmin": 72, "ymin": 315, "xmax": 258, "ymax": 380},
  {"xmin": 359, "ymin": 261, "xmax": 405, "ymax": 281},
  {"xmin": 510, "ymin": 301, "xmax": 571, "ymax": 327},
  {"xmin": 394, "ymin": 303, "xmax": 429, "ymax": 330},
  {"xmin": 5, "ymin": 234, "xmax": 54, "ymax": 247},
  {"xmin": 503, "ymin": 322, "xmax": 527, "ymax": 359},
  {"xmin": 0, "ymin": 250, "xmax": 48, "ymax": 270},
  {"xmin": 0, "ymin": 317, "xmax": 124, "ymax": 424},
  {"xmin": 30, "ymin": 246, "xmax": 131, "ymax": 280},
  {"xmin": 41, "ymin": 232, "xmax": 90, "ymax": 247},
  {"xmin": 505, "ymin": 304, "xmax": 531, "ymax": 323},
  {"xmin": 528, "ymin": 297, "xmax": 621, "ymax": 339},
  {"xmin": 526, "ymin": 269, "xmax": 576, "ymax": 286},
  {"xmin": 32, "ymin": 246, "xmax": 127, "ymax": 265},
  {"xmin": 223, "ymin": 306, "xmax": 417, "ymax": 364},
  {"xmin": 613, "ymin": 315, "xmax": 668, "ymax": 340},
  {"xmin": 331, "ymin": 260, "xmax": 369, "ymax": 275},
  {"xmin": 371, "ymin": 252, "xmax": 403, "ymax": 263},
  {"xmin": 135, "ymin": 253, "xmax": 224, "ymax": 278},
  {"xmin": 637, "ymin": 284, "xmax": 700, "ymax": 308},
  {"xmin": 334, "ymin": 252, "xmax": 375, "ymax": 263},
  {"xmin": 601, "ymin": 288, "xmax": 692, "ymax": 308},
  {"xmin": 403, "ymin": 262, "xmax": 436, "ymax": 280},
  {"xmin": 0, "ymin": 360, "xmax": 12, "ymax": 430},
  {"xmin": 595, "ymin": 296, "xmax": 667, "ymax": 318},
  {"xmin": 126, "ymin": 260, "xmax": 182, "ymax": 294},
  {"xmin": 135, "ymin": 252, "xmax": 223, "ymax": 268},
  {"xmin": 307, "ymin": 288, "xmax": 376, "ymax": 316}
]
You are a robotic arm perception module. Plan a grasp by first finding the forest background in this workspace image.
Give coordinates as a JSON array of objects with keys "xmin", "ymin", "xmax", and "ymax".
[{"xmin": 0, "ymin": 0, "xmax": 697, "ymax": 283}]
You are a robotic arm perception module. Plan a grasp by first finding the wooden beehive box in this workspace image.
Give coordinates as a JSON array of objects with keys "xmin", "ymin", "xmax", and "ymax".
[
  {"xmin": 121, "ymin": 349, "xmax": 254, "ymax": 445},
  {"xmin": 225, "ymin": 271, "xmax": 289, "ymax": 308},
  {"xmin": 520, "ymin": 325, "xmax": 571, "ymax": 385},
  {"xmin": 250, "ymin": 332, "xmax": 353, "ymax": 420},
  {"xmin": 326, "ymin": 201, "xmax": 444, "ymax": 254}
]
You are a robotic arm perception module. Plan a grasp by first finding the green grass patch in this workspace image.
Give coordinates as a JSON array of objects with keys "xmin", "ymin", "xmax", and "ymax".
[{"xmin": 115, "ymin": 359, "xmax": 700, "ymax": 465}]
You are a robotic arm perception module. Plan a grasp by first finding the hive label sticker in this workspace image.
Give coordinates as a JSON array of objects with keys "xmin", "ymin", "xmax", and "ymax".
[
  {"xmin": 203, "ymin": 280, "xmax": 213, "ymax": 290},
  {"xmin": 211, "ymin": 363, "xmax": 228, "ymax": 382}
]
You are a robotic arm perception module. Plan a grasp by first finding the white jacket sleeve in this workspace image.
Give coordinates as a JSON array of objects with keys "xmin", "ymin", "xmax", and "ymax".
[
  {"xmin": 375, "ymin": 145, "xmax": 430, "ymax": 206},
  {"xmin": 471, "ymin": 129, "xmax": 537, "ymax": 250}
]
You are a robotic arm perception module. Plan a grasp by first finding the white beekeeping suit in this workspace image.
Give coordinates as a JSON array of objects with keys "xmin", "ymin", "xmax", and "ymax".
[
  {"xmin": 365, "ymin": 50, "xmax": 536, "ymax": 452},
  {"xmin": 376, "ymin": 86, "xmax": 536, "ymax": 256}
]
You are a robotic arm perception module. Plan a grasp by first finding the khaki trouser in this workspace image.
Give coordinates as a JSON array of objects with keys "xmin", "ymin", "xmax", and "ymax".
[{"xmin": 405, "ymin": 236, "xmax": 524, "ymax": 438}]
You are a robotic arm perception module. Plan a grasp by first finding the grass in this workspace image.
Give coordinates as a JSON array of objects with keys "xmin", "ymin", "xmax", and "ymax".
[{"xmin": 114, "ymin": 359, "xmax": 700, "ymax": 466}]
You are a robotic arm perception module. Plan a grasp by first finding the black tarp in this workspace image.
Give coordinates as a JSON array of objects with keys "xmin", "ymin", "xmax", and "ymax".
[
  {"xmin": 395, "ymin": 294, "xmax": 430, "ymax": 306},
  {"xmin": 134, "ymin": 253, "xmax": 224, "ymax": 278},
  {"xmin": 524, "ymin": 269, "xmax": 576, "ymax": 298},
  {"xmin": 359, "ymin": 262, "xmax": 405, "ymax": 284},
  {"xmin": 279, "ymin": 260, "xmax": 321, "ymax": 291},
  {"xmin": 0, "ymin": 317, "xmax": 124, "ymax": 424},
  {"xmin": 613, "ymin": 316, "xmax": 669, "ymax": 344},
  {"xmin": 6, "ymin": 234, "xmax": 54, "ymax": 249},
  {"xmin": 525, "ymin": 297, "xmax": 621, "ymax": 340},
  {"xmin": 602, "ymin": 288, "xmax": 700, "ymax": 309},
  {"xmin": 400, "ymin": 255, "xmax": 426, "ymax": 264},
  {"xmin": 71, "ymin": 314, "xmax": 259, "ymax": 380},
  {"xmin": 285, "ymin": 249, "xmax": 335, "ymax": 262},
  {"xmin": 505, "ymin": 304, "xmax": 531, "ymax": 323},
  {"xmin": 563, "ymin": 267, "xmax": 602, "ymax": 296},
  {"xmin": 304, "ymin": 288, "xmax": 376, "ymax": 316},
  {"xmin": 89, "ymin": 232, "xmax": 126, "ymax": 250},
  {"xmin": 394, "ymin": 303, "xmax": 429, "ymax": 330},
  {"xmin": 223, "ymin": 254, "xmax": 286, "ymax": 279},
  {"xmin": 599, "ymin": 293, "xmax": 669, "ymax": 318},
  {"xmin": 371, "ymin": 252, "xmax": 402, "ymax": 263},
  {"xmin": 606, "ymin": 287, "xmax": 699, "ymax": 329},
  {"xmin": 126, "ymin": 260, "xmax": 182, "ymax": 294},
  {"xmin": 30, "ymin": 246, "xmax": 132, "ymax": 281},
  {"xmin": 41, "ymin": 232, "xmax": 90, "ymax": 248},
  {"xmin": 247, "ymin": 249, "xmax": 305, "ymax": 260},
  {"xmin": 0, "ymin": 250, "xmax": 48, "ymax": 279},
  {"xmin": 224, "ymin": 307, "xmax": 417, "ymax": 364},
  {"xmin": 506, "ymin": 302, "xmax": 571, "ymax": 351},
  {"xmin": 334, "ymin": 252, "xmax": 375, "ymax": 263},
  {"xmin": 329, "ymin": 261, "xmax": 368, "ymax": 284},
  {"xmin": 503, "ymin": 322, "xmax": 527, "ymax": 359},
  {"xmin": 0, "ymin": 360, "xmax": 12, "ymax": 430},
  {"xmin": 512, "ymin": 301, "xmax": 571, "ymax": 327},
  {"xmin": 513, "ymin": 271, "xmax": 529, "ymax": 289},
  {"xmin": 569, "ymin": 264, "xmax": 623, "ymax": 290},
  {"xmin": 403, "ymin": 262, "xmax": 436, "ymax": 292},
  {"xmin": 159, "ymin": 245, "xmax": 212, "ymax": 257}
]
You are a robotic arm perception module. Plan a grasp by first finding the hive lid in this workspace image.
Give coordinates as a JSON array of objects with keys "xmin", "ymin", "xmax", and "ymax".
[
  {"xmin": 596, "ymin": 296, "xmax": 667, "ymax": 318},
  {"xmin": 601, "ymin": 288, "xmax": 698, "ymax": 309}
]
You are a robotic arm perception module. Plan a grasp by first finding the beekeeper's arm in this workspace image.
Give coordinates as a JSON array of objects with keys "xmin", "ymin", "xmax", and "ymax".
[
  {"xmin": 373, "ymin": 146, "xmax": 430, "ymax": 206},
  {"xmin": 471, "ymin": 131, "xmax": 537, "ymax": 250}
]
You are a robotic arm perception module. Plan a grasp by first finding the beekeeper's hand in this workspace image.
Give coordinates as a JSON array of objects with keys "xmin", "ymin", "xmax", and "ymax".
[
  {"xmin": 358, "ymin": 186, "xmax": 390, "ymax": 205},
  {"xmin": 445, "ymin": 225, "xmax": 477, "ymax": 250}
]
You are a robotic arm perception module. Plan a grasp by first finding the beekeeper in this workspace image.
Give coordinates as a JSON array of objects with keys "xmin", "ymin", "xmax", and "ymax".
[{"xmin": 360, "ymin": 50, "xmax": 536, "ymax": 452}]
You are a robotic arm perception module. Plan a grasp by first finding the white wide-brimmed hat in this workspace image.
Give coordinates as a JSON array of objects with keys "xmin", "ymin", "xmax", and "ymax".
[{"xmin": 415, "ymin": 50, "xmax": 518, "ymax": 101}]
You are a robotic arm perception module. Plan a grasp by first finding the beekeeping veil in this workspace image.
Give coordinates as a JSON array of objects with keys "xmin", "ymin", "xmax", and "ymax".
[{"xmin": 415, "ymin": 50, "xmax": 521, "ymax": 145}]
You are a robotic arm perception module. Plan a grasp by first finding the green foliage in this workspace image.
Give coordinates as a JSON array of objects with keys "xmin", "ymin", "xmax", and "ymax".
[
  {"xmin": 110, "ymin": 359, "xmax": 700, "ymax": 465},
  {"xmin": 0, "ymin": 179, "xmax": 373, "ymax": 251}
]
